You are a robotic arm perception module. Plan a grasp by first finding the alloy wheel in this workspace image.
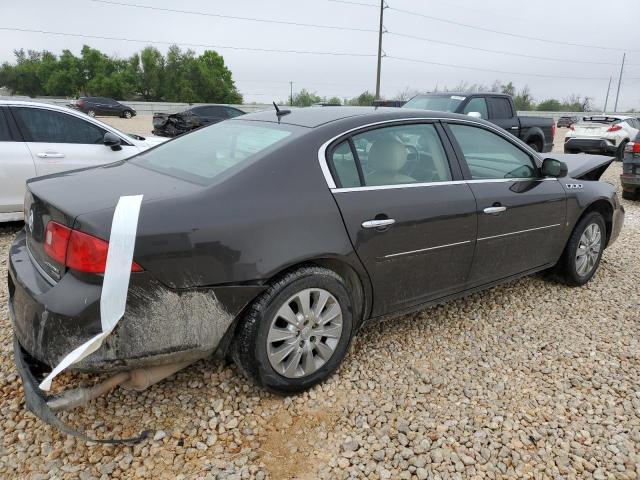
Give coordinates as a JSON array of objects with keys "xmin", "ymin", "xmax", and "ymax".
[
  {"xmin": 266, "ymin": 288, "xmax": 343, "ymax": 378},
  {"xmin": 575, "ymin": 223, "xmax": 602, "ymax": 277}
]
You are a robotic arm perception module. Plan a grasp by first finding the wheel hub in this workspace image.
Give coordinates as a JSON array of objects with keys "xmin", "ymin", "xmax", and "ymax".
[{"xmin": 266, "ymin": 288, "xmax": 343, "ymax": 378}]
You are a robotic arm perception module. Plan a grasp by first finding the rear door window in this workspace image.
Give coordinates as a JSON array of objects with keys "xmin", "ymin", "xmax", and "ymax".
[
  {"xmin": 350, "ymin": 123, "xmax": 452, "ymax": 186},
  {"xmin": 330, "ymin": 141, "xmax": 361, "ymax": 188},
  {"xmin": 488, "ymin": 97, "xmax": 513, "ymax": 119},
  {"xmin": 132, "ymin": 120, "xmax": 299, "ymax": 185},
  {"xmin": 12, "ymin": 107, "xmax": 107, "ymax": 144}
]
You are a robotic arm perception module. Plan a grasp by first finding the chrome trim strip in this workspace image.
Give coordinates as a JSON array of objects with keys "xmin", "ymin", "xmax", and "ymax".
[
  {"xmin": 477, "ymin": 223, "xmax": 561, "ymax": 242},
  {"xmin": 384, "ymin": 240, "xmax": 472, "ymax": 259},
  {"xmin": 333, "ymin": 180, "xmax": 466, "ymax": 193},
  {"xmin": 317, "ymin": 116, "xmax": 544, "ymax": 190},
  {"xmin": 331, "ymin": 177, "xmax": 556, "ymax": 193}
]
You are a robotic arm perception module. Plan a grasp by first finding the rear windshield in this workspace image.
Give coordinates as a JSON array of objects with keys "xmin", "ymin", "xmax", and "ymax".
[
  {"xmin": 402, "ymin": 95, "xmax": 465, "ymax": 112},
  {"xmin": 132, "ymin": 120, "xmax": 299, "ymax": 185}
]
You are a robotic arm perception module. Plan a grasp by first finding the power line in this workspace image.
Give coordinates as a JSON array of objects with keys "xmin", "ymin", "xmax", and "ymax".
[
  {"xmin": 387, "ymin": 56, "xmax": 615, "ymax": 80},
  {"xmin": 0, "ymin": 27, "xmax": 376, "ymax": 57},
  {"xmin": 387, "ymin": 32, "xmax": 629, "ymax": 66},
  {"xmin": 387, "ymin": 6, "xmax": 640, "ymax": 53},
  {"xmin": 326, "ymin": 0, "xmax": 379, "ymax": 6},
  {"xmin": 88, "ymin": 0, "xmax": 377, "ymax": 33}
]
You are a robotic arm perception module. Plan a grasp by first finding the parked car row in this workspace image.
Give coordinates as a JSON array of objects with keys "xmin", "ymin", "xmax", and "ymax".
[{"xmin": 0, "ymin": 100, "xmax": 166, "ymax": 221}]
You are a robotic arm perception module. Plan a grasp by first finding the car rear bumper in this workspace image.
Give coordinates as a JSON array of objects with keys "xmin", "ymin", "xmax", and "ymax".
[
  {"xmin": 564, "ymin": 138, "xmax": 617, "ymax": 155},
  {"xmin": 620, "ymin": 174, "xmax": 640, "ymax": 189},
  {"xmin": 8, "ymin": 229, "xmax": 263, "ymax": 374}
]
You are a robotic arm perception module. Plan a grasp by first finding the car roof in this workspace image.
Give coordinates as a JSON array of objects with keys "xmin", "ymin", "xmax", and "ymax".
[
  {"xmin": 239, "ymin": 106, "xmax": 470, "ymax": 128},
  {"xmin": 411, "ymin": 92, "xmax": 510, "ymax": 98}
]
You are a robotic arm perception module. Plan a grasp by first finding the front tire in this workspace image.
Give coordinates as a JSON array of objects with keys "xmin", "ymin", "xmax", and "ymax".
[
  {"xmin": 554, "ymin": 212, "xmax": 606, "ymax": 286},
  {"xmin": 232, "ymin": 266, "xmax": 354, "ymax": 394}
]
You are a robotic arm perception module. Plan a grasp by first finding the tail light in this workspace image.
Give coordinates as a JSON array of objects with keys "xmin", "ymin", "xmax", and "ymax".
[
  {"xmin": 551, "ymin": 122, "xmax": 556, "ymax": 139},
  {"xmin": 626, "ymin": 142, "xmax": 640, "ymax": 154},
  {"xmin": 44, "ymin": 221, "xmax": 143, "ymax": 274},
  {"xmin": 76, "ymin": 99, "xmax": 85, "ymax": 107},
  {"xmin": 569, "ymin": 125, "xmax": 575, "ymax": 131},
  {"xmin": 607, "ymin": 125, "xmax": 622, "ymax": 132}
]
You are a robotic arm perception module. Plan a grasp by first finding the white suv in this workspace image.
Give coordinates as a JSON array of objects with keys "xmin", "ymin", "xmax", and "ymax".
[
  {"xmin": 564, "ymin": 115, "xmax": 640, "ymax": 161},
  {"xmin": 0, "ymin": 100, "xmax": 167, "ymax": 222}
]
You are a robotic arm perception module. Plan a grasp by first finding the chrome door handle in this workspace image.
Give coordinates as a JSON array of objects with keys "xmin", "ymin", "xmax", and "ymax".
[
  {"xmin": 510, "ymin": 126, "xmax": 518, "ymax": 130},
  {"xmin": 362, "ymin": 219, "xmax": 396, "ymax": 229},
  {"xmin": 483, "ymin": 206, "xmax": 507, "ymax": 214},
  {"xmin": 37, "ymin": 152, "xmax": 65, "ymax": 159}
]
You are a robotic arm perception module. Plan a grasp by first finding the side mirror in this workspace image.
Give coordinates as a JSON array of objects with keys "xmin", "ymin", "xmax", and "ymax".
[
  {"xmin": 541, "ymin": 158, "xmax": 568, "ymax": 178},
  {"xmin": 467, "ymin": 112, "xmax": 482, "ymax": 119},
  {"xmin": 103, "ymin": 132, "xmax": 122, "ymax": 151}
]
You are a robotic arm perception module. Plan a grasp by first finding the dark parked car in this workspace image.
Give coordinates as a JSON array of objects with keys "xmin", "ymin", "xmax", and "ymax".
[
  {"xmin": 10, "ymin": 107, "xmax": 624, "ymax": 434},
  {"xmin": 557, "ymin": 116, "xmax": 578, "ymax": 128},
  {"xmin": 152, "ymin": 104, "xmax": 245, "ymax": 137},
  {"xmin": 621, "ymin": 133, "xmax": 640, "ymax": 200},
  {"xmin": 72, "ymin": 97, "xmax": 136, "ymax": 119},
  {"xmin": 403, "ymin": 93, "xmax": 555, "ymax": 153}
]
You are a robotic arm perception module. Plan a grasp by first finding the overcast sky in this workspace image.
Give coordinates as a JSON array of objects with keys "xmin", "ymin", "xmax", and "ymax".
[{"xmin": 1, "ymin": 0, "xmax": 639, "ymax": 109}]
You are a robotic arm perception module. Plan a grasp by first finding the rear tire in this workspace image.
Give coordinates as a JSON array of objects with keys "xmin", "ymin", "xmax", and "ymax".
[
  {"xmin": 232, "ymin": 266, "xmax": 354, "ymax": 394},
  {"xmin": 616, "ymin": 140, "xmax": 628, "ymax": 161},
  {"xmin": 123, "ymin": 110, "xmax": 133, "ymax": 119},
  {"xmin": 527, "ymin": 140, "xmax": 541, "ymax": 152},
  {"xmin": 553, "ymin": 212, "xmax": 606, "ymax": 287},
  {"xmin": 87, "ymin": 110, "xmax": 96, "ymax": 117}
]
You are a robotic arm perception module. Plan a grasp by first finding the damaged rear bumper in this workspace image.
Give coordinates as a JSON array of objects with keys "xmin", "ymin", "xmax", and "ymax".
[{"xmin": 8, "ymin": 229, "xmax": 265, "ymax": 372}]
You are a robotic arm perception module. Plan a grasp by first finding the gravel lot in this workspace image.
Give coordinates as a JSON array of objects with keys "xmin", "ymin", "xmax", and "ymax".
[{"xmin": 1, "ymin": 129, "xmax": 639, "ymax": 479}]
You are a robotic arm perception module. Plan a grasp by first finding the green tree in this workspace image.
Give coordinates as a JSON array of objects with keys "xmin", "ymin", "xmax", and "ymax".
[
  {"xmin": 501, "ymin": 81, "xmax": 516, "ymax": 97},
  {"xmin": 514, "ymin": 86, "xmax": 533, "ymax": 111},
  {"xmin": 537, "ymin": 99, "xmax": 562, "ymax": 111},
  {"xmin": 326, "ymin": 96, "xmax": 342, "ymax": 105},
  {"xmin": 292, "ymin": 88, "xmax": 322, "ymax": 107},
  {"xmin": 348, "ymin": 91, "xmax": 375, "ymax": 106}
]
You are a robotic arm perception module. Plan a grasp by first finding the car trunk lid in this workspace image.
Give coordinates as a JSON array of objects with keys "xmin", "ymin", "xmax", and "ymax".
[{"xmin": 24, "ymin": 160, "xmax": 203, "ymax": 282}]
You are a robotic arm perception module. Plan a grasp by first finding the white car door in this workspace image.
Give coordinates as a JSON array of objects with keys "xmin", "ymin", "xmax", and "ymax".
[
  {"xmin": 10, "ymin": 106, "xmax": 139, "ymax": 177},
  {"xmin": 0, "ymin": 107, "xmax": 36, "ymax": 220}
]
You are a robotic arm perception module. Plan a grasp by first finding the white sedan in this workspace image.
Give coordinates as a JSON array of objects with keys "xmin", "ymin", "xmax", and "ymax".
[
  {"xmin": 0, "ymin": 100, "xmax": 167, "ymax": 222},
  {"xmin": 564, "ymin": 115, "xmax": 640, "ymax": 161}
]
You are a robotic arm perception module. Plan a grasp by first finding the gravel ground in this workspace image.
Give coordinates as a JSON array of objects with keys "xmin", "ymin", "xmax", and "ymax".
[{"xmin": 1, "ymin": 141, "xmax": 639, "ymax": 479}]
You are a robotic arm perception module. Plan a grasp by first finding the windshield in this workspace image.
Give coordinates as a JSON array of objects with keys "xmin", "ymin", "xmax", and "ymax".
[
  {"xmin": 132, "ymin": 120, "xmax": 299, "ymax": 185},
  {"xmin": 403, "ymin": 95, "xmax": 465, "ymax": 112}
]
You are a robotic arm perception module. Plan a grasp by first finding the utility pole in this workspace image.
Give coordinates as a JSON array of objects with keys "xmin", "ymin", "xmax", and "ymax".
[
  {"xmin": 289, "ymin": 81, "xmax": 293, "ymax": 107},
  {"xmin": 614, "ymin": 53, "xmax": 625, "ymax": 113},
  {"xmin": 375, "ymin": 0, "xmax": 385, "ymax": 101},
  {"xmin": 603, "ymin": 76, "xmax": 612, "ymax": 113}
]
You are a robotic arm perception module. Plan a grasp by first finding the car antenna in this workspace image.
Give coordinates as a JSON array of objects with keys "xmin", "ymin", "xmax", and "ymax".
[{"xmin": 273, "ymin": 102, "xmax": 291, "ymax": 120}]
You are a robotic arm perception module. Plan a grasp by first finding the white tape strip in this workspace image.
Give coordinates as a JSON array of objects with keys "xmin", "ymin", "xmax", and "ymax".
[{"xmin": 39, "ymin": 195, "xmax": 143, "ymax": 392}]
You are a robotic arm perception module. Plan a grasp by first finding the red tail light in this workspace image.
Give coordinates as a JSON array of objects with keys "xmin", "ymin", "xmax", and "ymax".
[
  {"xmin": 607, "ymin": 124, "xmax": 622, "ymax": 132},
  {"xmin": 44, "ymin": 221, "xmax": 143, "ymax": 274},
  {"xmin": 551, "ymin": 122, "xmax": 556, "ymax": 139},
  {"xmin": 569, "ymin": 125, "xmax": 575, "ymax": 131},
  {"xmin": 628, "ymin": 142, "xmax": 640, "ymax": 154},
  {"xmin": 76, "ymin": 99, "xmax": 85, "ymax": 107}
]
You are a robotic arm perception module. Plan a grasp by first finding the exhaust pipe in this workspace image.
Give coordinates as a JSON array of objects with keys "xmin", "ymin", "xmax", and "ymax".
[{"xmin": 46, "ymin": 361, "xmax": 194, "ymax": 412}]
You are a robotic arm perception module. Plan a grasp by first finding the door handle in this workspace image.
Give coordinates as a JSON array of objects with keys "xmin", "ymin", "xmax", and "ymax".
[
  {"xmin": 510, "ymin": 126, "xmax": 518, "ymax": 130},
  {"xmin": 362, "ymin": 218, "xmax": 396, "ymax": 229},
  {"xmin": 36, "ymin": 152, "xmax": 65, "ymax": 159},
  {"xmin": 483, "ymin": 206, "xmax": 507, "ymax": 214}
]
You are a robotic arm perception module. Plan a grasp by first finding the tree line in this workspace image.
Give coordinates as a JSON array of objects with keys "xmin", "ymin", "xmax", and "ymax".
[{"xmin": 0, "ymin": 45, "xmax": 243, "ymax": 104}]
